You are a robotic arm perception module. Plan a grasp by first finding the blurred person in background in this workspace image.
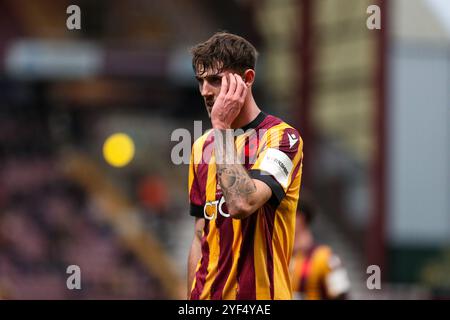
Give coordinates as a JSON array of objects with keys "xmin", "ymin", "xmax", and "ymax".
[
  {"xmin": 187, "ymin": 32, "xmax": 303, "ymax": 300},
  {"xmin": 291, "ymin": 194, "xmax": 350, "ymax": 300}
]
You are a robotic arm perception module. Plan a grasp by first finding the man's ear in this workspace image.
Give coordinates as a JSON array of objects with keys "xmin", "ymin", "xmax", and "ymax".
[{"xmin": 243, "ymin": 69, "xmax": 255, "ymax": 87}]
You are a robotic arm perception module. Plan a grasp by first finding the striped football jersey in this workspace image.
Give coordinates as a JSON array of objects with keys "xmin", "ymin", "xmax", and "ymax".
[
  {"xmin": 188, "ymin": 112, "xmax": 303, "ymax": 300},
  {"xmin": 291, "ymin": 244, "xmax": 350, "ymax": 300}
]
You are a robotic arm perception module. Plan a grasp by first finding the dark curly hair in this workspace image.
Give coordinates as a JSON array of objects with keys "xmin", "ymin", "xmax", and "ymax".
[{"xmin": 190, "ymin": 31, "xmax": 258, "ymax": 76}]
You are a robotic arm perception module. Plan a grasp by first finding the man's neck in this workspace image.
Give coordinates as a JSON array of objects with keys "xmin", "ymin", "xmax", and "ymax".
[{"xmin": 230, "ymin": 94, "xmax": 261, "ymax": 129}]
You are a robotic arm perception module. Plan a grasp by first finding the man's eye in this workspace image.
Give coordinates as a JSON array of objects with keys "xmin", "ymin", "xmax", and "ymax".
[{"xmin": 210, "ymin": 77, "xmax": 221, "ymax": 85}]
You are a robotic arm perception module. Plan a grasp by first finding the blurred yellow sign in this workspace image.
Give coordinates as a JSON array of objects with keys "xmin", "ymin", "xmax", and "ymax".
[{"xmin": 103, "ymin": 133, "xmax": 135, "ymax": 167}]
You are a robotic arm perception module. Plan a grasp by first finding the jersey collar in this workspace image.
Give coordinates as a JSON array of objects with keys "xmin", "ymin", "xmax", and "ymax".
[{"xmin": 239, "ymin": 111, "xmax": 267, "ymax": 132}]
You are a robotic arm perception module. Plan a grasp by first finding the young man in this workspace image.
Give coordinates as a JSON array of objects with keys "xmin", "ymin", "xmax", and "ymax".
[
  {"xmin": 291, "ymin": 196, "xmax": 350, "ymax": 300},
  {"xmin": 187, "ymin": 32, "xmax": 303, "ymax": 300}
]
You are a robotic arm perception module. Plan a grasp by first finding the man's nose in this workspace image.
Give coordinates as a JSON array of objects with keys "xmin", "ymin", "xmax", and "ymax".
[{"xmin": 200, "ymin": 81, "xmax": 213, "ymax": 97}]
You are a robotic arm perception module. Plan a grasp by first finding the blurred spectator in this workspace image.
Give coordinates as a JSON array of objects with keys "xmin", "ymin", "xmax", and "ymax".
[{"xmin": 291, "ymin": 193, "xmax": 351, "ymax": 300}]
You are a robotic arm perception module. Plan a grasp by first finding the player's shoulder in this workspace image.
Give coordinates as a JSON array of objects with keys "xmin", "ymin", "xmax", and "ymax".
[
  {"xmin": 263, "ymin": 114, "xmax": 302, "ymax": 139},
  {"xmin": 262, "ymin": 114, "xmax": 293, "ymax": 130},
  {"xmin": 314, "ymin": 245, "xmax": 343, "ymax": 269},
  {"xmin": 310, "ymin": 245, "xmax": 332, "ymax": 265},
  {"xmin": 314, "ymin": 244, "xmax": 333, "ymax": 256},
  {"xmin": 259, "ymin": 114, "xmax": 303, "ymax": 153}
]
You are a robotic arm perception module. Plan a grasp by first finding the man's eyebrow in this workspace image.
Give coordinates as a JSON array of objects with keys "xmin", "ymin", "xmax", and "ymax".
[{"xmin": 195, "ymin": 74, "xmax": 223, "ymax": 80}]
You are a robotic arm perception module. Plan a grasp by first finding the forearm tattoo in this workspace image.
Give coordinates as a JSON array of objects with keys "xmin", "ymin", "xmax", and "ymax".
[{"xmin": 214, "ymin": 129, "xmax": 256, "ymax": 210}]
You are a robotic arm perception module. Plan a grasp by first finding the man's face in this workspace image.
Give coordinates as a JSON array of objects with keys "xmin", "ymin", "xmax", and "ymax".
[{"xmin": 195, "ymin": 68, "xmax": 232, "ymax": 117}]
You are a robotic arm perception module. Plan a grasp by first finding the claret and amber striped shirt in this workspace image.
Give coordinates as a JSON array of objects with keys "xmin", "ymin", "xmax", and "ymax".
[
  {"xmin": 188, "ymin": 112, "xmax": 303, "ymax": 300},
  {"xmin": 291, "ymin": 245, "xmax": 350, "ymax": 300}
]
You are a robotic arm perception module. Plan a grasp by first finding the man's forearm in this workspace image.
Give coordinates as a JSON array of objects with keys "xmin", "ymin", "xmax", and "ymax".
[
  {"xmin": 187, "ymin": 218, "xmax": 205, "ymax": 299},
  {"xmin": 214, "ymin": 129, "xmax": 256, "ymax": 216},
  {"xmin": 187, "ymin": 237, "xmax": 201, "ymax": 299}
]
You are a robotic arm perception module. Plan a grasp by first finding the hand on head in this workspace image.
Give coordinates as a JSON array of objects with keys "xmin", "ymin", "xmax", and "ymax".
[{"xmin": 210, "ymin": 73, "xmax": 248, "ymax": 130}]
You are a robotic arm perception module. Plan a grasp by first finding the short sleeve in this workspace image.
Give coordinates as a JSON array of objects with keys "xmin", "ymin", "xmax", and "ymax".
[{"xmin": 248, "ymin": 126, "xmax": 303, "ymax": 207}]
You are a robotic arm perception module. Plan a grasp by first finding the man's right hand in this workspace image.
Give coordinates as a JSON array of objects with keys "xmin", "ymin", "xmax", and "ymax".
[{"xmin": 210, "ymin": 73, "xmax": 248, "ymax": 130}]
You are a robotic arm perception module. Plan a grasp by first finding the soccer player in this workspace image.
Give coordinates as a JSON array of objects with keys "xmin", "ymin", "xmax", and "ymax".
[
  {"xmin": 291, "ymin": 195, "xmax": 350, "ymax": 300},
  {"xmin": 187, "ymin": 32, "xmax": 303, "ymax": 300}
]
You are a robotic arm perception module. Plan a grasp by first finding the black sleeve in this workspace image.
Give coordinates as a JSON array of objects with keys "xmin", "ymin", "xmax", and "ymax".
[
  {"xmin": 190, "ymin": 203, "xmax": 204, "ymax": 218},
  {"xmin": 248, "ymin": 169, "xmax": 286, "ymax": 208}
]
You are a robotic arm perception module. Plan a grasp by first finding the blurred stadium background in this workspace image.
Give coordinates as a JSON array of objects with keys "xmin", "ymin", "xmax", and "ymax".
[{"xmin": 0, "ymin": 0, "xmax": 449, "ymax": 299}]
